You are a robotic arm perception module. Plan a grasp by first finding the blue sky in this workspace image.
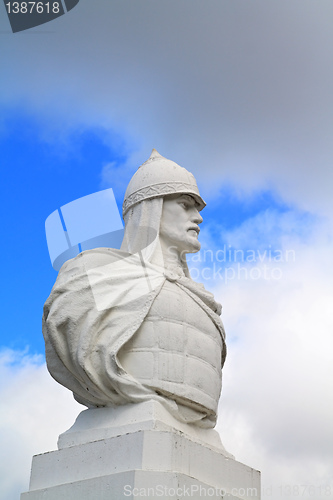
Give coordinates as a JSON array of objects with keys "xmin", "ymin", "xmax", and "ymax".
[
  {"xmin": 1, "ymin": 109, "xmax": 130, "ymax": 352},
  {"xmin": 1, "ymin": 1, "xmax": 333, "ymax": 499}
]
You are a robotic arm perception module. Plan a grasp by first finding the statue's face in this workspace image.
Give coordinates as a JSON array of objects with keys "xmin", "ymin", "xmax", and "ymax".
[{"xmin": 159, "ymin": 194, "xmax": 203, "ymax": 255}]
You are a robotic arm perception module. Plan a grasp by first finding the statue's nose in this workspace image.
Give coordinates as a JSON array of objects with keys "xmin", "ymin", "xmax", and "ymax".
[{"xmin": 192, "ymin": 210, "xmax": 203, "ymax": 224}]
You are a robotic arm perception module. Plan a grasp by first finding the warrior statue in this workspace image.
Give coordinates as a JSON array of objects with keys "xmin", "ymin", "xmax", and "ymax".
[{"xmin": 42, "ymin": 149, "xmax": 226, "ymax": 428}]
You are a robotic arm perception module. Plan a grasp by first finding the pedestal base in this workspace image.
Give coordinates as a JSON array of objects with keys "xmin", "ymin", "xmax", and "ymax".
[{"xmin": 21, "ymin": 401, "xmax": 260, "ymax": 500}]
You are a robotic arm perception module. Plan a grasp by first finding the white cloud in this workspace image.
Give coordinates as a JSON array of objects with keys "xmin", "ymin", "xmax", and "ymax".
[
  {"xmin": 0, "ymin": 350, "xmax": 81, "ymax": 500},
  {"xmin": 213, "ymin": 220, "xmax": 333, "ymax": 500}
]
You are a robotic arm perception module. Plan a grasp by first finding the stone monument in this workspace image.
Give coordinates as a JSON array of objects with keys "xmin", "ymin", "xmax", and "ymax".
[{"xmin": 22, "ymin": 150, "xmax": 261, "ymax": 499}]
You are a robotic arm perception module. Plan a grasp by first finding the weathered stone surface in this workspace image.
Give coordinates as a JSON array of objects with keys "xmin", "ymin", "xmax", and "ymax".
[
  {"xmin": 22, "ymin": 402, "xmax": 260, "ymax": 500},
  {"xmin": 57, "ymin": 401, "xmax": 230, "ymax": 453}
]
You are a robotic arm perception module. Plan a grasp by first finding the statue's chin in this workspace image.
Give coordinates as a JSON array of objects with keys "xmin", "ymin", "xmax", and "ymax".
[
  {"xmin": 162, "ymin": 234, "xmax": 201, "ymax": 257},
  {"xmin": 185, "ymin": 236, "xmax": 201, "ymax": 254}
]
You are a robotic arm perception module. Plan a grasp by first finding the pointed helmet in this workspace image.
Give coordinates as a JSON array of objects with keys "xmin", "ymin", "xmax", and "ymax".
[{"xmin": 122, "ymin": 149, "xmax": 206, "ymax": 217}]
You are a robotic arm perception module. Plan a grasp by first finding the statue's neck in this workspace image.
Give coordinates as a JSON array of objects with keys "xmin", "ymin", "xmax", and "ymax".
[{"xmin": 151, "ymin": 238, "xmax": 187, "ymax": 276}]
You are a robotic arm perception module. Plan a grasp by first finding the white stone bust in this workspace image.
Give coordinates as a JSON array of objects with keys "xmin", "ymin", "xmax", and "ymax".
[{"xmin": 43, "ymin": 150, "xmax": 226, "ymax": 428}]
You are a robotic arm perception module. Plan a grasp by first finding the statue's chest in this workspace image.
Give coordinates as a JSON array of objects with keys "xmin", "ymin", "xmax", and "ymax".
[{"xmin": 118, "ymin": 280, "xmax": 222, "ymax": 413}]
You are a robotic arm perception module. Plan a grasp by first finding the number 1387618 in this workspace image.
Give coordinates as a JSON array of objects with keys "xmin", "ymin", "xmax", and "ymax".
[{"xmin": 5, "ymin": 2, "xmax": 60, "ymax": 14}]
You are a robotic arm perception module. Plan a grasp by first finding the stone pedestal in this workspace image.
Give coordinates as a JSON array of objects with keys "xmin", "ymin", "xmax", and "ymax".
[{"xmin": 21, "ymin": 401, "xmax": 260, "ymax": 500}]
